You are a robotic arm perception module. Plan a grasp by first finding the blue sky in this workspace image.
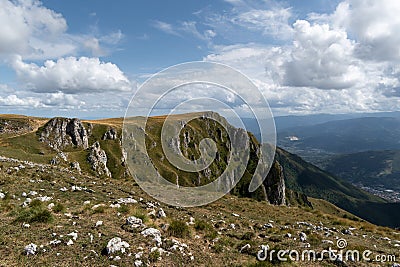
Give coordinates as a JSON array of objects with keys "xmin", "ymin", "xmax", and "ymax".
[{"xmin": 0, "ymin": 0, "xmax": 399, "ymax": 118}]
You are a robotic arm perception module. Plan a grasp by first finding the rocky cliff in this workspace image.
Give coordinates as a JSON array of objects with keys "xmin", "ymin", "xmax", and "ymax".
[
  {"xmin": 263, "ymin": 161, "xmax": 286, "ymax": 205},
  {"xmin": 39, "ymin": 118, "xmax": 89, "ymax": 150}
]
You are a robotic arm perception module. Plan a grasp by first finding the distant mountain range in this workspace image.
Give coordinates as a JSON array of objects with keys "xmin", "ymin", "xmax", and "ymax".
[{"xmin": 278, "ymin": 117, "xmax": 400, "ymax": 154}]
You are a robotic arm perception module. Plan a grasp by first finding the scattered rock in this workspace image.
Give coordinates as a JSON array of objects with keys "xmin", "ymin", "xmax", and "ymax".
[
  {"xmin": 141, "ymin": 228, "xmax": 162, "ymax": 246},
  {"xmin": 105, "ymin": 237, "xmax": 130, "ymax": 255},
  {"xmin": 342, "ymin": 229, "xmax": 352, "ymax": 235},
  {"xmin": 49, "ymin": 240, "xmax": 62, "ymax": 246},
  {"xmin": 36, "ymin": 196, "xmax": 52, "ymax": 202},
  {"xmin": 67, "ymin": 232, "xmax": 78, "ymax": 240},
  {"xmin": 157, "ymin": 208, "xmax": 166, "ymax": 218},
  {"xmin": 299, "ymin": 232, "xmax": 307, "ymax": 242},
  {"xmin": 117, "ymin": 197, "xmax": 137, "ymax": 204},
  {"xmin": 126, "ymin": 216, "xmax": 143, "ymax": 227},
  {"xmin": 24, "ymin": 243, "xmax": 37, "ymax": 255},
  {"xmin": 263, "ymin": 223, "xmax": 273, "ymax": 229},
  {"xmin": 70, "ymin": 161, "xmax": 81, "ymax": 173},
  {"xmin": 188, "ymin": 217, "xmax": 195, "ymax": 225}
]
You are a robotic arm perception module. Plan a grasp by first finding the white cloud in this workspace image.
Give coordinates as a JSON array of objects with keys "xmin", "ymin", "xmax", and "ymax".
[
  {"xmin": 0, "ymin": 0, "xmax": 67, "ymax": 56},
  {"xmin": 232, "ymin": 8, "xmax": 293, "ymax": 39},
  {"xmin": 0, "ymin": 0, "xmax": 124, "ymax": 60},
  {"xmin": 0, "ymin": 94, "xmax": 41, "ymax": 107},
  {"xmin": 311, "ymin": 0, "xmax": 400, "ymax": 62},
  {"xmin": 12, "ymin": 56, "xmax": 133, "ymax": 94},
  {"xmin": 283, "ymin": 20, "xmax": 363, "ymax": 89},
  {"xmin": 152, "ymin": 20, "xmax": 217, "ymax": 44},
  {"xmin": 202, "ymin": 1, "xmax": 293, "ymax": 42},
  {"xmin": 152, "ymin": 20, "xmax": 181, "ymax": 36},
  {"xmin": 43, "ymin": 92, "xmax": 85, "ymax": 107},
  {"xmin": 83, "ymin": 37, "xmax": 103, "ymax": 57},
  {"xmin": 0, "ymin": 86, "xmax": 85, "ymax": 109},
  {"xmin": 204, "ymin": 40, "xmax": 399, "ymax": 115},
  {"xmin": 181, "ymin": 21, "xmax": 217, "ymax": 43}
]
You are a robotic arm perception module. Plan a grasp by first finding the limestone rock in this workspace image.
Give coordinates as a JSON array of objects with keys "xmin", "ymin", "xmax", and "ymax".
[
  {"xmin": 39, "ymin": 118, "xmax": 89, "ymax": 150},
  {"xmin": 263, "ymin": 161, "xmax": 286, "ymax": 205},
  {"xmin": 87, "ymin": 141, "xmax": 111, "ymax": 177},
  {"xmin": 104, "ymin": 237, "xmax": 130, "ymax": 254},
  {"xmin": 70, "ymin": 161, "xmax": 81, "ymax": 173},
  {"xmin": 24, "ymin": 243, "xmax": 37, "ymax": 255},
  {"xmin": 103, "ymin": 127, "xmax": 118, "ymax": 140},
  {"xmin": 141, "ymin": 228, "xmax": 162, "ymax": 246}
]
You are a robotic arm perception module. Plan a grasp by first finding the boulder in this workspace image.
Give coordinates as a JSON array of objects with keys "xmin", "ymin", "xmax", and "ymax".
[
  {"xmin": 24, "ymin": 243, "xmax": 37, "ymax": 255},
  {"xmin": 104, "ymin": 237, "xmax": 130, "ymax": 255}
]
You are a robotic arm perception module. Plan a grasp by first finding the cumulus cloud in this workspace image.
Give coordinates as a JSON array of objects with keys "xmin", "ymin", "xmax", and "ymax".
[
  {"xmin": 43, "ymin": 92, "xmax": 85, "ymax": 107},
  {"xmin": 0, "ymin": 0, "xmax": 68, "ymax": 56},
  {"xmin": 0, "ymin": 88, "xmax": 85, "ymax": 109},
  {"xmin": 311, "ymin": 0, "xmax": 400, "ymax": 62},
  {"xmin": 204, "ymin": 40, "xmax": 399, "ymax": 115},
  {"xmin": 0, "ymin": 0, "xmax": 124, "ymax": 60},
  {"xmin": 283, "ymin": 20, "xmax": 363, "ymax": 89},
  {"xmin": 12, "ymin": 56, "xmax": 133, "ymax": 94},
  {"xmin": 0, "ymin": 94, "xmax": 41, "ymax": 107}
]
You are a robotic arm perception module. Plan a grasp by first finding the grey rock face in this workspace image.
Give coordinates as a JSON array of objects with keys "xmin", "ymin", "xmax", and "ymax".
[
  {"xmin": 102, "ymin": 127, "xmax": 118, "ymax": 140},
  {"xmin": 39, "ymin": 118, "xmax": 89, "ymax": 150},
  {"xmin": 263, "ymin": 161, "xmax": 286, "ymax": 205},
  {"xmin": 88, "ymin": 141, "xmax": 111, "ymax": 177},
  {"xmin": 70, "ymin": 161, "xmax": 81, "ymax": 173}
]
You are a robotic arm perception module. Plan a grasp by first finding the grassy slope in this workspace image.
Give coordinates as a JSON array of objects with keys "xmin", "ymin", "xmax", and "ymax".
[
  {"xmin": 0, "ymin": 159, "xmax": 399, "ymax": 266},
  {"xmin": 275, "ymin": 148, "xmax": 400, "ymax": 227},
  {"xmin": 0, "ymin": 114, "xmax": 399, "ymax": 265}
]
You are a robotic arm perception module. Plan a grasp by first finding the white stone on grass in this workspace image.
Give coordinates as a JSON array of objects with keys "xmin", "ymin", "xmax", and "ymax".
[
  {"xmin": 141, "ymin": 228, "xmax": 162, "ymax": 246},
  {"xmin": 24, "ymin": 243, "xmax": 37, "ymax": 255},
  {"xmin": 106, "ymin": 237, "xmax": 130, "ymax": 254}
]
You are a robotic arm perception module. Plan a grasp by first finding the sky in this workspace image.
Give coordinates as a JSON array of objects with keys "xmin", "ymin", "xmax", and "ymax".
[{"xmin": 0, "ymin": 0, "xmax": 400, "ymax": 118}]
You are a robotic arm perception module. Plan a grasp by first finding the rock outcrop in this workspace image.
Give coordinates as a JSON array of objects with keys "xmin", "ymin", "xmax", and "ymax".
[
  {"xmin": 39, "ymin": 118, "xmax": 89, "ymax": 150},
  {"xmin": 263, "ymin": 161, "xmax": 286, "ymax": 205},
  {"xmin": 102, "ymin": 127, "xmax": 117, "ymax": 140},
  {"xmin": 88, "ymin": 141, "xmax": 111, "ymax": 177}
]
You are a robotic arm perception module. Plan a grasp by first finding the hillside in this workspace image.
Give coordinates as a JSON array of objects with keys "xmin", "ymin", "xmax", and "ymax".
[
  {"xmin": 277, "ymin": 117, "xmax": 400, "ymax": 165},
  {"xmin": 322, "ymin": 150, "xmax": 400, "ymax": 202},
  {"xmin": 0, "ymin": 113, "xmax": 399, "ymax": 266}
]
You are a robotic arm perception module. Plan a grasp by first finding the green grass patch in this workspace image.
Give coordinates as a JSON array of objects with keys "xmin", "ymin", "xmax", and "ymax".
[{"xmin": 167, "ymin": 219, "xmax": 190, "ymax": 238}]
